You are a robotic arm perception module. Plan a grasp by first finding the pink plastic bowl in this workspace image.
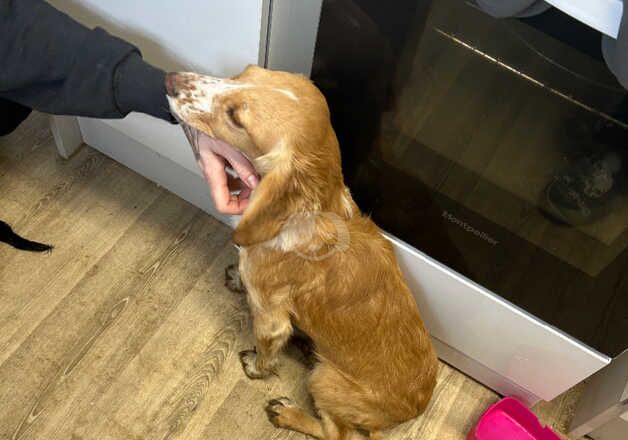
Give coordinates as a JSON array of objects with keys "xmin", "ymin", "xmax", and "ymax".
[{"xmin": 468, "ymin": 397, "xmax": 562, "ymax": 440}]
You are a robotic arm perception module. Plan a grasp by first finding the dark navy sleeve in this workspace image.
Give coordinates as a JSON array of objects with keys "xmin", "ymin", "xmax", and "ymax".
[{"xmin": 0, "ymin": 0, "xmax": 173, "ymax": 122}]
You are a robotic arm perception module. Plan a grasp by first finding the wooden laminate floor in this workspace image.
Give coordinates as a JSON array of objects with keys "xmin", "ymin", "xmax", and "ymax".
[{"xmin": 0, "ymin": 113, "xmax": 583, "ymax": 439}]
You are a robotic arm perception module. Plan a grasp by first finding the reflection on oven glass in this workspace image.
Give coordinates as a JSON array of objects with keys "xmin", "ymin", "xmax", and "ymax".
[
  {"xmin": 385, "ymin": 0, "xmax": 627, "ymax": 277},
  {"xmin": 312, "ymin": 0, "xmax": 628, "ymax": 356}
]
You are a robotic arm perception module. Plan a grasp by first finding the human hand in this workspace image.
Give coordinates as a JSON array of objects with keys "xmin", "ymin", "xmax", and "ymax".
[{"xmin": 195, "ymin": 133, "xmax": 259, "ymax": 215}]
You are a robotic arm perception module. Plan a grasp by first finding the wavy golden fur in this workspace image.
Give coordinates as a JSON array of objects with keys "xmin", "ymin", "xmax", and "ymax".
[{"xmin": 167, "ymin": 65, "xmax": 438, "ymax": 439}]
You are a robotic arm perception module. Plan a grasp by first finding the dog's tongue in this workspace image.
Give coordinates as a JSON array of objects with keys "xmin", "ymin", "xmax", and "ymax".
[
  {"xmin": 181, "ymin": 123, "xmax": 257, "ymax": 183},
  {"xmin": 207, "ymin": 138, "xmax": 256, "ymax": 178}
]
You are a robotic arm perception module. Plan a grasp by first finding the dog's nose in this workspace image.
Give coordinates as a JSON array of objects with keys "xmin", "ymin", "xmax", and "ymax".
[{"xmin": 165, "ymin": 72, "xmax": 178, "ymax": 97}]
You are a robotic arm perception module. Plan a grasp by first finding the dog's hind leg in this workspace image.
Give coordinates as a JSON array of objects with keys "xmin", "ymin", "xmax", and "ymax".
[
  {"xmin": 319, "ymin": 411, "xmax": 361, "ymax": 440},
  {"xmin": 307, "ymin": 363, "xmax": 392, "ymax": 439},
  {"xmin": 265, "ymin": 397, "xmax": 324, "ymax": 438},
  {"xmin": 265, "ymin": 398, "xmax": 360, "ymax": 440}
]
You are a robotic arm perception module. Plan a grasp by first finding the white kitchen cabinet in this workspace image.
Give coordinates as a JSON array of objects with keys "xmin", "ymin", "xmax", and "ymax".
[{"xmin": 49, "ymin": 0, "xmax": 321, "ymax": 226}]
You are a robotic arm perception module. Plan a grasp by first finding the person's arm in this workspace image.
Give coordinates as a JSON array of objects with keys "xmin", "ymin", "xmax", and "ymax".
[
  {"xmin": 1, "ymin": 0, "xmax": 256, "ymax": 214},
  {"xmin": 0, "ymin": 0, "xmax": 172, "ymax": 122}
]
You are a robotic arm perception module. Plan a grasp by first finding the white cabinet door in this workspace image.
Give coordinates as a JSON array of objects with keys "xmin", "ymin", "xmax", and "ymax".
[
  {"xmin": 48, "ymin": 0, "xmax": 267, "ymax": 74},
  {"xmin": 49, "ymin": 0, "xmax": 269, "ymax": 224}
]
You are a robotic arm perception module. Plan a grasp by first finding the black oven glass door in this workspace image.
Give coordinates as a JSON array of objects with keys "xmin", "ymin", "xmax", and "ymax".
[{"xmin": 311, "ymin": 0, "xmax": 628, "ymax": 357}]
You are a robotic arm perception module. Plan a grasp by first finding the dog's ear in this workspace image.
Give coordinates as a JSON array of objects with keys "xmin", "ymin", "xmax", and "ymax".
[{"xmin": 233, "ymin": 170, "xmax": 293, "ymax": 247}]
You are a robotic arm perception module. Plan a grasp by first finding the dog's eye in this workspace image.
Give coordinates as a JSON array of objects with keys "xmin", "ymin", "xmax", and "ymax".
[{"xmin": 226, "ymin": 107, "xmax": 244, "ymax": 129}]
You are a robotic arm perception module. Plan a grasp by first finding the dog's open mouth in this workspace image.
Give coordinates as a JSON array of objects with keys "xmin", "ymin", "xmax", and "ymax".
[{"xmin": 179, "ymin": 121, "xmax": 257, "ymax": 180}]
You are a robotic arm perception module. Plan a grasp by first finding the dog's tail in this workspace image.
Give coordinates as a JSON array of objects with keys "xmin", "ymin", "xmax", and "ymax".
[{"xmin": 0, "ymin": 220, "xmax": 53, "ymax": 252}]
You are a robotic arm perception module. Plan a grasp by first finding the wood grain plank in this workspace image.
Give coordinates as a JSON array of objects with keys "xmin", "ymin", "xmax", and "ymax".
[
  {"xmin": 203, "ymin": 380, "xmax": 309, "ymax": 440},
  {"xmin": 0, "ymin": 144, "xmax": 162, "ymax": 366},
  {"xmin": 70, "ymin": 245, "xmax": 248, "ymax": 439},
  {"xmin": 0, "ymin": 113, "xmax": 76, "ymax": 226},
  {"xmin": 0, "ymin": 192, "xmax": 225, "ymax": 440},
  {"xmin": 71, "ymin": 244, "xmax": 312, "ymax": 440}
]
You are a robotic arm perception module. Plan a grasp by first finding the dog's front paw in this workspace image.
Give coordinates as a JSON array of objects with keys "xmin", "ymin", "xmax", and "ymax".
[
  {"xmin": 225, "ymin": 264, "xmax": 245, "ymax": 293},
  {"xmin": 265, "ymin": 397, "xmax": 298, "ymax": 429},
  {"xmin": 238, "ymin": 348, "xmax": 272, "ymax": 379}
]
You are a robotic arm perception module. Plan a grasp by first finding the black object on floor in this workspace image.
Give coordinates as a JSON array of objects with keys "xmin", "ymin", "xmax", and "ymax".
[
  {"xmin": 0, "ymin": 98, "xmax": 32, "ymax": 136},
  {"xmin": 0, "ymin": 220, "xmax": 53, "ymax": 252}
]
